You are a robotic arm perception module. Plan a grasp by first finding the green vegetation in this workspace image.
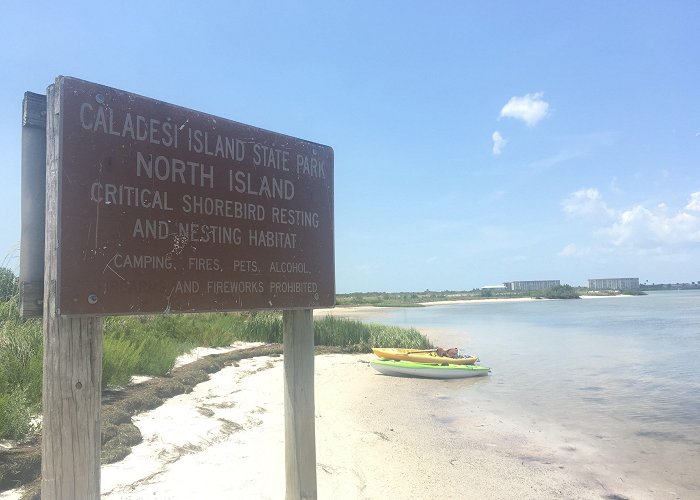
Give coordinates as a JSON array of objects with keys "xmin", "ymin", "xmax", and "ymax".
[
  {"xmin": 2, "ymin": 260, "xmax": 656, "ymax": 445},
  {"xmin": 101, "ymin": 313, "xmax": 431, "ymax": 388},
  {"xmin": 100, "ymin": 313, "xmax": 274, "ymax": 387},
  {"xmin": 336, "ymin": 289, "xmax": 529, "ymax": 306},
  {"xmin": 640, "ymin": 282, "xmax": 700, "ymax": 291},
  {"xmin": 0, "ymin": 265, "xmax": 431, "ymax": 442},
  {"xmin": 314, "ymin": 315, "xmax": 430, "ymax": 350},
  {"xmin": 0, "ymin": 267, "xmax": 17, "ymax": 303},
  {"xmin": 0, "ymin": 296, "xmax": 42, "ymax": 441},
  {"xmin": 335, "ymin": 291, "xmax": 429, "ymax": 307},
  {"xmin": 541, "ymin": 285, "xmax": 580, "ymax": 299},
  {"xmin": 336, "ymin": 285, "xmax": 651, "ymax": 306},
  {"xmin": 336, "ymin": 290, "xmax": 485, "ymax": 306}
]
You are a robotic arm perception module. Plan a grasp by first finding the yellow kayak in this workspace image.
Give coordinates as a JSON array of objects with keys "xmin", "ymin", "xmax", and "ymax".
[{"xmin": 372, "ymin": 347, "xmax": 478, "ymax": 365}]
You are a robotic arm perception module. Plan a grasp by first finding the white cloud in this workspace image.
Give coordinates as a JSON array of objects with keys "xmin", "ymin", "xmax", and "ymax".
[
  {"xmin": 686, "ymin": 192, "xmax": 700, "ymax": 212},
  {"xmin": 562, "ymin": 189, "xmax": 700, "ymax": 254},
  {"xmin": 562, "ymin": 188, "xmax": 614, "ymax": 218},
  {"xmin": 603, "ymin": 205, "xmax": 700, "ymax": 248},
  {"xmin": 500, "ymin": 92, "xmax": 550, "ymax": 126},
  {"xmin": 492, "ymin": 131, "xmax": 506, "ymax": 155}
]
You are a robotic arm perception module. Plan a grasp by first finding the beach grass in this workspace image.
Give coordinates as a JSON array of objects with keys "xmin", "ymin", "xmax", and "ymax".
[
  {"xmin": 0, "ymin": 298, "xmax": 43, "ymax": 441},
  {"xmin": 0, "ymin": 302, "xmax": 430, "ymax": 442},
  {"xmin": 314, "ymin": 315, "xmax": 431, "ymax": 351}
]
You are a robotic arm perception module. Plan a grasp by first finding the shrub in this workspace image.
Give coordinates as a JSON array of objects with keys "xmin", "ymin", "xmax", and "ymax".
[
  {"xmin": 0, "ymin": 390, "xmax": 34, "ymax": 440},
  {"xmin": 0, "ymin": 267, "xmax": 18, "ymax": 303},
  {"xmin": 542, "ymin": 285, "xmax": 581, "ymax": 299},
  {"xmin": 0, "ymin": 296, "xmax": 43, "ymax": 440}
]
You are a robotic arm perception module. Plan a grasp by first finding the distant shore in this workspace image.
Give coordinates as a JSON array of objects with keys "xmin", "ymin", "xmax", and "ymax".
[
  {"xmin": 421, "ymin": 294, "xmax": 634, "ymax": 306},
  {"xmin": 316, "ymin": 293, "xmax": 631, "ymax": 319}
]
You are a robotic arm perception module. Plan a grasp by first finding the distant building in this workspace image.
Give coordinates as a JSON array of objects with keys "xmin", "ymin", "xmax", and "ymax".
[
  {"xmin": 481, "ymin": 285, "xmax": 507, "ymax": 291},
  {"xmin": 503, "ymin": 280, "xmax": 560, "ymax": 291},
  {"xmin": 588, "ymin": 278, "xmax": 639, "ymax": 290}
]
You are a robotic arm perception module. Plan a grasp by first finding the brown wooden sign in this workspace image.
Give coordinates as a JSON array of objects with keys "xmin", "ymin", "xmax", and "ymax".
[{"xmin": 54, "ymin": 77, "xmax": 334, "ymax": 315}]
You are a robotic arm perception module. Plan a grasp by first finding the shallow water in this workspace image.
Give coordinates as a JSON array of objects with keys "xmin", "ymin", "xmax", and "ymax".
[{"xmin": 355, "ymin": 290, "xmax": 700, "ymax": 495}]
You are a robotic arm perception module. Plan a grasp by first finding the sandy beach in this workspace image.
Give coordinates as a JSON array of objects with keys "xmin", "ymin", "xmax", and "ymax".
[
  {"xmin": 92, "ymin": 348, "xmax": 655, "ymax": 500},
  {"xmin": 314, "ymin": 294, "xmax": 632, "ymax": 320},
  {"xmin": 0, "ymin": 344, "xmax": 666, "ymax": 499}
]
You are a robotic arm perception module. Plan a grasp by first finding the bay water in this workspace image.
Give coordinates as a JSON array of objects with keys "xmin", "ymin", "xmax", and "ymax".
[{"xmin": 350, "ymin": 290, "xmax": 700, "ymax": 496}]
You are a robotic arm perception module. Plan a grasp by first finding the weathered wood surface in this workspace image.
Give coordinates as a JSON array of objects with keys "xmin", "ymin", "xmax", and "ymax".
[
  {"xmin": 283, "ymin": 309, "xmax": 317, "ymax": 500},
  {"xmin": 42, "ymin": 80, "xmax": 104, "ymax": 500}
]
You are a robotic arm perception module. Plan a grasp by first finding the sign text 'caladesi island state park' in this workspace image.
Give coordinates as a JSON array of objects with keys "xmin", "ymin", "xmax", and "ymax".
[{"xmin": 55, "ymin": 77, "xmax": 334, "ymax": 315}]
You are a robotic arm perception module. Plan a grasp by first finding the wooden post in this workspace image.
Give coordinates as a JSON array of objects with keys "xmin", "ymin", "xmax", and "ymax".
[
  {"xmin": 20, "ymin": 92, "xmax": 47, "ymax": 318},
  {"xmin": 283, "ymin": 309, "xmax": 317, "ymax": 500},
  {"xmin": 41, "ymin": 81, "xmax": 104, "ymax": 500}
]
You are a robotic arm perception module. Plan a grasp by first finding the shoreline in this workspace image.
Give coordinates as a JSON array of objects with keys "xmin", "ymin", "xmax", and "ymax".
[
  {"xmin": 315, "ymin": 293, "xmax": 632, "ymax": 320},
  {"xmin": 2, "ymin": 294, "xmax": 675, "ymax": 499},
  {"xmin": 421, "ymin": 294, "xmax": 634, "ymax": 306},
  {"xmin": 0, "ymin": 347, "xmax": 668, "ymax": 499},
  {"xmin": 99, "ymin": 352, "xmax": 652, "ymax": 499}
]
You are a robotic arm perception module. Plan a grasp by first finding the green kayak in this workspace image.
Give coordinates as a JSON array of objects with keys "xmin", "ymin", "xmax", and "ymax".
[{"xmin": 370, "ymin": 359, "xmax": 490, "ymax": 379}]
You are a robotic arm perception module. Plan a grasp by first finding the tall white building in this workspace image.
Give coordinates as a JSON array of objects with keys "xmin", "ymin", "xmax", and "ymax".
[
  {"xmin": 503, "ymin": 280, "xmax": 560, "ymax": 291},
  {"xmin": 587, "ymin": 278, "xmax": 639, "ymax": 290}
]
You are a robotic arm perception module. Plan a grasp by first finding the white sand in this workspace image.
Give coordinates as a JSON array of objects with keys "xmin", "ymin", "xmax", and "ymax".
[
  {"xmin": 316, "ymin": 295, "xmax": 629, "ymax": 319},
  {"xmin": 95, "ymin": 352, "xmax": 657, "ymax": 499},
  {"xmin": 1, "ymin": 349, "xmax": 664, "ymax": 499},
  {"xmin": 314, "ymin": 295, "xmax": 631, "ymax": 326}
]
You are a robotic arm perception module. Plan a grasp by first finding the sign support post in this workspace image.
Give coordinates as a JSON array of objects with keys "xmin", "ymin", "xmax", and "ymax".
[
  {"xmin": 20, "ymin": 92, "xmax": 47, "ymax": 318},
  {"xmin": 41, "ymin": 83, "xmax": 104, "ymax": 500},
  {"xmin": 283, "ymin": 309, "xmax": 317, "ymax": 500}
]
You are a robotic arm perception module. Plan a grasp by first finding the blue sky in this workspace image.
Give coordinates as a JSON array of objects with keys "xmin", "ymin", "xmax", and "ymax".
[{"xmin": 1, "ymin": 1, "xmax": 699, "ymax": 293}]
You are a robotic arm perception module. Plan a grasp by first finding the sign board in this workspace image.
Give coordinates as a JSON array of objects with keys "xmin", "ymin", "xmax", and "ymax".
[{"xmin": 55, "ymin": 77, "xmax": 334, "ymax": 315}]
